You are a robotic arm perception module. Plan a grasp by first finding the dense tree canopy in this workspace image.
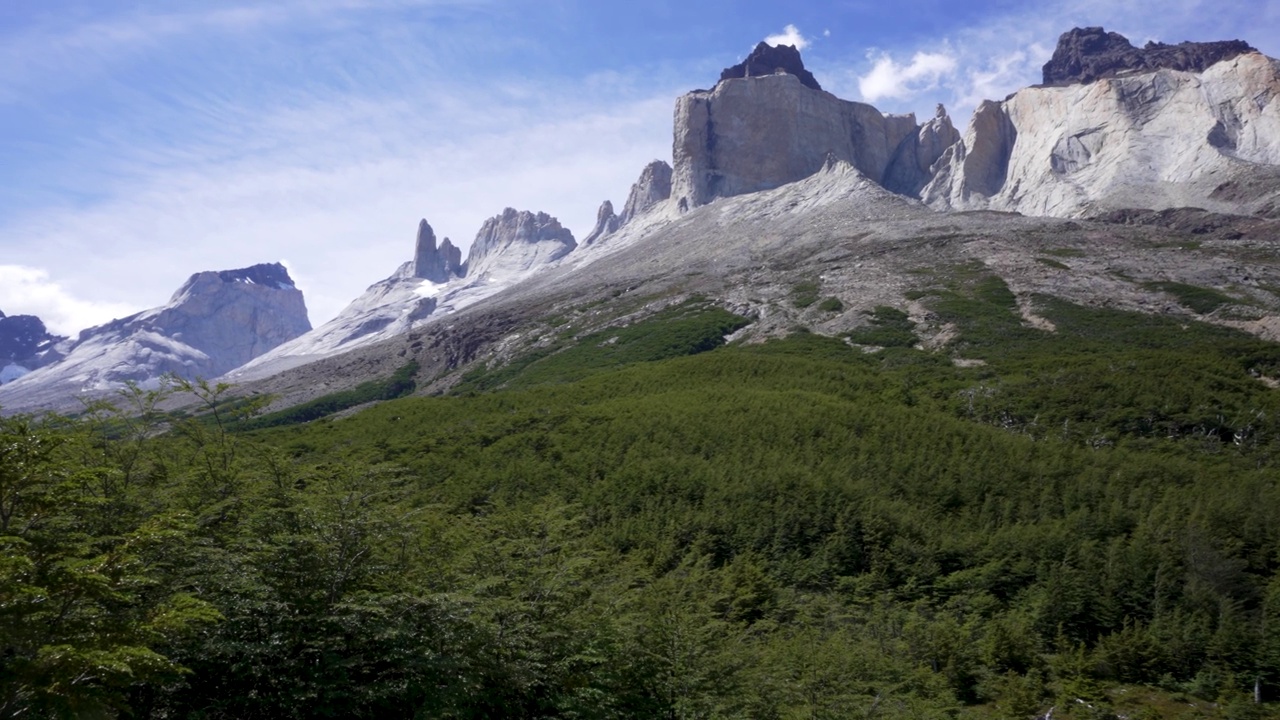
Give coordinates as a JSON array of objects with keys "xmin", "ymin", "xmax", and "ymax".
[{"xmin": 3, "ymin": 288, "xmax": 1280, "ymax": 718}]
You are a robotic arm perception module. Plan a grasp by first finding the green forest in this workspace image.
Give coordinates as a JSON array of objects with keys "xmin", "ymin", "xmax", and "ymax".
[{"xmin": 4, "ymin": 280, "xmax": 1280, "ymax": 719}]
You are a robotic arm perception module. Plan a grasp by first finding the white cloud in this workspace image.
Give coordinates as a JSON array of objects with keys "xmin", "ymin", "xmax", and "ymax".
[
  {"xmin": 0, "ymin": 266, "xmax": 140, "ymax": 337},
  {"xmin": 956, "ymin": 49, "xmax": 1038, "ymax": 111},
  {"xmin": 1, "ymin": 82, "xmax": 677, "ymax": 332},
  {"xmin": 0, "ymin": 1, "xmax": 679, "ymax": 334},
  {"xmin": 765, "ymin": 24, "xmax": 810, "ymax": 50},
  {"xmin": 857, "ymin": 51, "xmax": 958, "ymax": 102},
  {"xmin": 821, "ymin": 0, "xmax": 1280, "ymax": 123}
]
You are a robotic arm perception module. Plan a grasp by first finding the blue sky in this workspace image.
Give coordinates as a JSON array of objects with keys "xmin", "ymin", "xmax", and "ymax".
[{"xmin": 2, "ymin": 0, "xmax": 1278, "ymax": 335}]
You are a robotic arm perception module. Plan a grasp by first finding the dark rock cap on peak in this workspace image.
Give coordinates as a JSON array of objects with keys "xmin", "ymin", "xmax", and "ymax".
[
  {"xmin": 215, "ymin": 262, "xmax": 297, "ymax": 289},
  {"xmin": 1042, "ymin": 26, "xmax": 1256, "ymax": 86},
  {"xmin": 719, "ymin": 41, "xmax": 822, "ymax": 91}
]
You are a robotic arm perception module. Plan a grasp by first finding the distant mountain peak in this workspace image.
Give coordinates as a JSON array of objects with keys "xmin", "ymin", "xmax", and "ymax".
[
  {"xmin": 0, "ymin": 261, "xmax": 310, "ymax": 409},
  {"xmin": 719, "ymin": 41, "xmax": 822, "ymax": 91},
  {"xmin": 464, "ymin": 208, "xmax": 576, "ymax": 279},
  {"xmin": 1042, "ymin": 26, "xmax": 1257, "ymax": 85},
  {"xmin": 209, "ymin": 262, "xmax": 297, "ymax": 290}
]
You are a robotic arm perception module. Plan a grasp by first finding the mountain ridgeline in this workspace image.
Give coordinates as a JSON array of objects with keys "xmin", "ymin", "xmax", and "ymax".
[
  {"xmin": 5, "ymin": 24, "xmax": 1280, "ymax": 719},
  {"xmin": 7, "ymin": 25, "xmax": 1280, "ymax": 411}
]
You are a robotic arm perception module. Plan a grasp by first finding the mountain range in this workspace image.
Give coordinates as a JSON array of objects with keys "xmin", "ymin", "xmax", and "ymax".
[{"xmin": 3, "ymin": 26, "xmax": 1280, "ymax": 414}]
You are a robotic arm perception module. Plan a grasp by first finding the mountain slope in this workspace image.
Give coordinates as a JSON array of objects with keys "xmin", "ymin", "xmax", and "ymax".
[
  {"xmin": 230, "ymin": 210, "xmax": 578, "ymax": 382},
  {"xmin": 0, "ymin": 263, "xmax": 309, "ymax": 411}
]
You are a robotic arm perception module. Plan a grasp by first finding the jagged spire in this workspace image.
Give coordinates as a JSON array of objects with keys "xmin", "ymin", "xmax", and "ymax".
[{"xmin": 412, "ymin": 218, "xmax": 463, "ymax": 283}]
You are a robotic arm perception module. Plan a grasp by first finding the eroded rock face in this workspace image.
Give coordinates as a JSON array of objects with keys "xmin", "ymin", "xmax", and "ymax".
[
  {"xmin": 152, "ymin": 263, "xmax": 312, "ymax": 374},
  {"xmin": 0, "ymin": 263, "xmax": 311, "ymax": 407},
  {"xmin": 0, "ymin": 311, "xmax": 65, "ymax": 384},
  {"xmin": 672, "ymin": 72, "xmax": 918, "ymax": 211},
  {"xmin": 1042, "ymin": 27, "xmax": 1257, "ymax": 86},
  {"xmin": 412, "ymin": 219, "xmax": 464, "ymax": 282},
  {"xmin": 719, "ymin": 42, "xmax": 822, "ymax": 91},
  {"xmin": 463, "ymin": 208, "xmax": 577, "ymax": 279},
  {"xmin": 620, "ymin": 160, "xmax": 673, "ymax": 224},
  {"xmin": 924, "ymin": 50, "xmax": 1280, "ymax": 217},
  {"xmin": 582, "ymin": 201, "xmax": 621, "ymax": 246},
  {"xmin": 883, "ymin": 104, "xmax": 962, "ymax": 197}
]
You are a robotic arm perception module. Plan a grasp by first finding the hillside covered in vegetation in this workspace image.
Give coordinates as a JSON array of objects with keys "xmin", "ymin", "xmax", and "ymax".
[{"xmin": 3, "ymin": 280, "xmax": 1280, "ymax": 718}]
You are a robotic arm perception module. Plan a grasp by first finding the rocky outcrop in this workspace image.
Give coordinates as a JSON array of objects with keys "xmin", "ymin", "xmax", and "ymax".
[
  {"xmin": 582, "ymin": 201, "xmax": 622, "ymax": 246},
  {"xmin": 672, "ymin": 69, "xmax": 918, "ymax": 211},
  {"xmin": 0, "ymin": 263, "xmax": 310, "ymax": 408},
  {"xmin": 412, "ymin": 219, "xmax": 464, "ymax": 282},
  {"xmin": 883, "ymin": 104, "xmax": 961, "ymax": 197},
  {"xmin": 719, "ymin": 41, "xmax": 822, "ymax": 91},
  {"xmin": 620, "ymin": 161, "xmax": 673, "ymax": 224},
  {"xmin": 0, "ymin": 311, "xmax": 65, "ymax": 385},
  {"xmin": 148, "ymin": 263, "xmax": 311, "ymax": 373},
  {"xmin": 463, "ymin": 208, "xmax": 577, "ymax": 279},
  {"xmin": 923, "ymin": 41, "xmax": 1280, "ymax": 217},
  {"xmin": 233, "ymin": 211, "xmax": 580, "ymax": 381},
  {"xmin": 584, "ymin": 161, "xmax": 675, "ymax": 247},
  {"xmin": 1042, "ymin": 27, "xmax": 1257, "ymax": 86}
]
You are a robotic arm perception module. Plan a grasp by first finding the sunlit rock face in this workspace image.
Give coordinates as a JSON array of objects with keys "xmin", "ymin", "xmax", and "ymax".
[
  {"xmin": 462, "ymin": 208, "xmax": 577, "ymax": 280},
  {"xmin": 412, "ymin": 219, "xmax": 464, "ymax": 283},
  {"xmin": 922, "ymin": 28, "xmax": 1280, "ymax": 217},
  {"xmin": 671, "ymin": 45, "xmax": 921, "ymax": 211}
]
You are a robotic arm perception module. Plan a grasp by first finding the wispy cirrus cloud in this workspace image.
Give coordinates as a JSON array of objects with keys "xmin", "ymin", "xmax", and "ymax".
[
  {"xmin": 1, "ymin": 69, "xmax": 678, "ymax": 330},
  {"xmin": 0, "ymin": 0, "xmax": 680, "ymax": 331}
]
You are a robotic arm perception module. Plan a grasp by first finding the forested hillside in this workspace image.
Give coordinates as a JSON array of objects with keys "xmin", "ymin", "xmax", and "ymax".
[{"xmin": 3, "ymin": 283, "xmax": 1280, "ymax": 718}]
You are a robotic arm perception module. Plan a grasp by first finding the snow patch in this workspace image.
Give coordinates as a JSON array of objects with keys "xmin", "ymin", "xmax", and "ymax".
[
  {"xmin": 1, "ymin": 364, "xmax": 31, "ymax": 384},
  {"xmin": 415, "ymin": 280, "xmax": 446, "ymax": 299}
]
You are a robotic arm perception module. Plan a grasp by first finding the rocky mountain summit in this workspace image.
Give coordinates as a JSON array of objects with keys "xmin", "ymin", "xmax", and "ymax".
[
  {"xmin": 718, "ymin": 41, "xmax": 822, "ymax": 91},
  {"xmin": 230, "ymin": 209, "xmax": 580, "ymax": 382},
  {"xmin": 1042, "ymin": 26, "xmax": 1257, "ymax": 86},
  {"xmin": 0, "ymin": 262, "xmax": 309, "ymax": 409},
  {"xmin": 0, "ymin": 311, "xmax": 65, "ymax": 385},
  {"xmin": 220, "ymin": 28, "xmax": 1280, "ymax": 416},
  {"xmin": 584, "ymin": 160, "xmax": 675, "ymax": 246},
  {"xmin": 464, "ymin": 209, "xmax": 577, "ymax": 280},
  {"xmin": 9, "ymin": 27, "xmax": 1280, "ymax": 416},
  {"xmin": 672, "ymin": 54, "xmax": 929, "ymax": 210},
  {"xmin": 411, "ymin": 219, "xmax": 464, "ymax": 283},
  {"xmin": 923, "ymin": 28, "xmax": 1280, "ymax": 217}
]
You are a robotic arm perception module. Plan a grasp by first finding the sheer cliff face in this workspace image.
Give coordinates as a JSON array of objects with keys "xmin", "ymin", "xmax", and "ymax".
[
  {"xmin": 672, "ymin": 74, "xmax": 921, "ymax": 211},
  {"xmin": 670, "ymin": 42, "xmax": 959, "ymax": 212},
  {"xmin": 924, "ymin": 31, "xmax": 1280, "ymax": 217},
  {"xmin": 412, "ymin": 219, "xmax": 463, "ymax": 283},
  {"xmin": 151, "ymin": 264, "xmax": 312, "ymax": 375}
]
